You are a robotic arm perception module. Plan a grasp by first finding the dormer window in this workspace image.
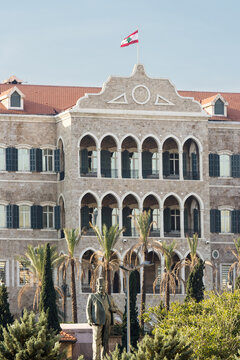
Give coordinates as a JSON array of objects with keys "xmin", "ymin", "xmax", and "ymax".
[
  {"xmin": 10, "ymin": 91, "xmax": 21, "ymax": 108},
  {"xmin": 214, "ymin": 98, "xmax": 224, "ymax": 115}
]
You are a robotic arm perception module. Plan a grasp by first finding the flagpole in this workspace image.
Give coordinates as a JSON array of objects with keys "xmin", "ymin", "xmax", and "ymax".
[{"xmin": 137, "ymin": 29, "xmax": 139, "ymax": 64}]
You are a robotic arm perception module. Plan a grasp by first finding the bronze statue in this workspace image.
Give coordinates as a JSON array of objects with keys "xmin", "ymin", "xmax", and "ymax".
[{"xmin": 86, "ymin": 277, "xmax": 118, "ymax": 360}]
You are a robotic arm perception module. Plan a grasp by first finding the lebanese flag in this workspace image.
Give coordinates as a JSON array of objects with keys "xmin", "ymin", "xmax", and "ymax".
[{"xmin": 120, "ymin": 30, "xmax": 138, "ymax": 47}]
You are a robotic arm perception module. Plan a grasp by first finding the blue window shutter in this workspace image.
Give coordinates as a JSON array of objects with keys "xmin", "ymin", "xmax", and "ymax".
[
  {"xmin": 183, "ymin": 152, "xmax": 187, "ymax": 178},
  {"xmin": 191, "ymin": 153, "xmax": 198, "ymax": 179},
  {"xmin": 36, "ymin": 149, "xmax": 42, "ymax": 172},
  {"xmin": 210, "ymin": 209, "xmax": 218, "ymax": 233},
  {"xmin": 54, "ymin": 149, "xmax": 60, "ymax": 173},
  {"xmin": 122, "ymin": 150, "xmax": 130, "ymax": 178},
  {"xmin": 80, "ymin": 149, "xmax": 88, "ymax": 174},
  {"xmin": 81, "ymin": 206, "xmax": 89, "ymax": 230},
  {"xmin": 142, "ymin": 151, "xmax": 153, "ymax": 178},
  {"xmin": 31, "ymin": 205, "xmax": 43, "ymax": 229},
  {"xmin": 12, "ymin": 205, "xmax": 19, "ymax": 228},
  {"xmin": 102, "ymin": 207, "xmax": 113, "ymax": 229},
  {"xmin": 30, "ymin": 149, "xmax": 36, "ymax": 172},
  {"xmin": 214, "ymin": 154, "xmax": 220, "ymax": 177},
  {"xmin": 231, "ymin": 155, "xmax": 240, "ymax": 178},
  {"xmin": 164, "ymin": 207, "xmax": 171, "ymax": 233},
  {"xmin": 12, "ymin": 148, "xmax": 18, "ymax": 171},
  {"xmin": 184, "ymin": 208, "xmax": 188, "ymax": 234},
  {"xmin": 7, "ymin": 205, "xmax": 12, "ymax": 228},
  {"xmin": 163, "ymin": 151, "xmax": 170, "ymax": 176},
  {"xmin": 6, "ymin": 148, "xmax": 11, "ymax": 171},
  {"xmin": 101, "ymin": 150, "xmax": 111, "ymax": 177},
  {"xmin": 232, "ymin": 210, "xmax": 238, "ymax": 233},
  {"xmin": 6, "ymin": 147, "xmax": 18, "ymax": 171},
  {"xmin": 209, "ymin": 154, "xmax": 214, "ymax": 177},
  {"xmin": 215, "ymin": 209, "xmax": 221, "ymax": 233},
  {"xmin": 54, "ymin": 206, "xmax": 60, "ymax": 229},
  {"xmin": 123, "ymin": 207, "xmax": 132, "ymax": 236}
]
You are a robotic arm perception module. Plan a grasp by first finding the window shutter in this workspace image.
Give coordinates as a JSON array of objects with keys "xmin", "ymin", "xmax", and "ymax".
[
  {"xmin": 210, "ymin": 209, "xmax": 215, "ymax": 233},
  {"xmin": 142, "ymin": 151, "xmax": 153, "ymax": 178},
  {"xmin": 12, "ymin": 148, "xmax": 18, "ymax": 171},
  {"xmin": 6, "ymin": 147, "xmax": 18, "ymax": 171},
  {"xmin": 237, "ymin": 210, "xmax": 240, "ymax": 233},
  {"xmin": 122, "ymin": 150, "xmax": 130, "ymax": 178},
  {"xmin": 30, "ymin": 149, "xmax": 36, "ymax": 172},
  {"xmin": 102, "ymin": 207, "xmax": 113, "ymax": 229},
  {"xmin": 123, "ymin": 207, "xmax": 132, "ymax": 236},
  {"xmin": 231, "ymin": 154, "xmax": 240, "ymax": 178},
  {"xmin": 232, "ymin": 210, "xmax": 238, "ymax": 233},
  {"xmin": 31, "ymin": 205, "xmax": 43, "ymax": 229},
  {"xmin": 164, "ymin": 207, "xmax": 171, "ymax": 233},
  {"xmin": 54, "ymin": 206, "xmax": 61, "ymax": 229},
  {"xmin": 163, "ymin": 151, "xmax": 170, "ymax": 176},
  {"xmin": 101, "ymin": 150, "xmax": 111, "ymax": 177},
  {"xmin": 183, "ymin": 152, "xmax": 187, "ymax": 178},
  {"xmin": 209, "ymin": 154, "xmax": 219, "ymax": 177},
  {"xmin": 54, "ymin": 149, "xmax": 60, "ymax": 173},
  {"xmin": 12, "ymin": 205, "xmax": 19, "ymax": 228},
  {"xmin": 184, "ymin": 208, "xmax": 188, "ymax": 234},
  {"xmin": 7, "ymin": 205, "xmax": 12, "ymax": 228},
  {"xmin": 191, "ymin": 153, "xmax": 198, "ymax": 179},
  {"xmin": 36, "ymin": 149, "xmax": 42, "ymax": 172},
  {"xmin": 81, "ymin": 206, "xmax": 89, "ymax": 229},
  {"xmin": 215, "ymin": 209, "xmax": 221, "ymax": 233},
  {"xmin": 193, "ymin": 208, "xmax": 199, "ymax": 234},
  {"xmin": 80, "ymin": 149, "xmax": 88, "ymax": 174}
]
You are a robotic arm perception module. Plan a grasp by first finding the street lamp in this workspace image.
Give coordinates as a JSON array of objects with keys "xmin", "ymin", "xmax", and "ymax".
[{"xmin": 119, "ymin": 261, "xmax": 153, "ymax": 353}]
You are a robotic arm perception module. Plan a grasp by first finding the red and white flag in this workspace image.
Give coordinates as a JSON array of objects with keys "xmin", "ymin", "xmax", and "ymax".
[{"xmin": 120, "ymin": 30, "xmax": 138, "ymax": 47}]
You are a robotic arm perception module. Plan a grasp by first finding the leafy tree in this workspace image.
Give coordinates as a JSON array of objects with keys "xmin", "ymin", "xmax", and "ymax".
[
  {"xmin": 0, "ymin": 310, "xmax": 65, "ymax": 360},
  {"xmin": 104, "ymin": 327, "xmax": 193, "ymax": 360},
  {"xmin": 129, "ymin": 210, "xmax": 161, "ymax": 326},
  {"xmin": 122, "ymin": 271, "xmax": 140, "ymax": 350},
  {"xmin": 229, "ymin": 237, "xmax": 240, "ymax": 290},
  {"xmin": 90, "ymin": 224, "xmax": 124, "ymax": 294},
  {"xmin": 155, "ymin": 240, "xmax": 178, "ymax": 311},
  {"xmin": 60, "ymin": 228, "xmax": 81, "ymax": 323},
  {"xmin": 18, "ymin": 244, "xmax": 64, "ymax": 310},
  {"xmin": 39, "ymin": 243, "xmax": 61, "ymax": 333},
  {"xmin": 185, "ymin": 258, "xmax": 205, "ymax": 303},
  {"xmin": 0, "ymin": 284, "xmax": 13, "ymax": 340},
  {"xmin": 145, "ymin": 291, "xmax": 240, "ymax": 359}
]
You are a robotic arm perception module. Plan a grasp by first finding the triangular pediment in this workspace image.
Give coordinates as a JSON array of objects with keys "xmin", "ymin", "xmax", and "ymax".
[{"xmin": 73, "ymin": 64, "xmax": 206, "ymax": 116}]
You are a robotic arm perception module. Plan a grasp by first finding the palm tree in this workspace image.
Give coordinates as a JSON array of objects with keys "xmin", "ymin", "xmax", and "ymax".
[
  {"xmin": 90, "ymin": 223, "xmax": 124, "ymax": 294},
  {"xmin": 129, "ymin": 210, "xmax": 161, "ymax": 326},
  {"xmin": 60, "ymin": 228, "xmax": 81, "ymax": 323},
  {"xmin": 17, "ymin": 244, "xmax": 64, "ymax": 310},
  {"xmin": 155, "ymin": 240, "xmax": 178, "ymax": 311},
  {"xmin": 229, "ymin": 237, "xmax": 240, "ymax": 289}
]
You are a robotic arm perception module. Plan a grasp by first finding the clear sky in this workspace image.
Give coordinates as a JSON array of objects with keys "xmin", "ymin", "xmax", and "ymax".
[{"xmin": 1, "ymin": 0, "xmax": 240, "ymax": 91}]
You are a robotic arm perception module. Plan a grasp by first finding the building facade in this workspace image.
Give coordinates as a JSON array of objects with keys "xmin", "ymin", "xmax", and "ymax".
[{"xmin": 0, "ymin": 65, "xmax": 239, "ymax": 321}]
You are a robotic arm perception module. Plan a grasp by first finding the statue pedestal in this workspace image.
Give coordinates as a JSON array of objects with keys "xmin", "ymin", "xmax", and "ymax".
[{"xmin": 61, "ymin": 323, "xmax": 92, "ymax": 360}]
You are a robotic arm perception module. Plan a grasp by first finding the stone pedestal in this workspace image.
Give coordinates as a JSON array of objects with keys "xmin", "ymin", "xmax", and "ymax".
[{"xmin": 61, "ymin": 323, "xmax": 92, "ymax": 360}]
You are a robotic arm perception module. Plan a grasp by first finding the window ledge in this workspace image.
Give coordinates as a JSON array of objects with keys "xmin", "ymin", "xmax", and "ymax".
[
  {"xmin": 16, "ymin": 171, "xmax": 32, "ymax": 174},
  {"xmin": 40, "ymin": 228, "xmax": 57, "ymax": 231},
  {"xmin": 217, "ymin": 176, "xmax": 233, "ymax": 179},
  {"xmin": 219, "ymin": 232, "xmax": 234, "ymax": 235},
  {"xmin": 0, "ymin": 171, "xmax": 7, "ymax": 173},
  {"xmin": 17, "ymin": 228, "xmax": 32, "ymax": 231},
  {"xmin": 0, "ymin": 227, "xmax": 7, "ymax": 230},
  {"xmin": 40, "ymin": 172, "xmax": 56, "ymax": 175}
]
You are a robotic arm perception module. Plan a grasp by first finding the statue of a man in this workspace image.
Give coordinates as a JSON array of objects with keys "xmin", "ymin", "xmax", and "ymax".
[{"xmin": 86, "ymin": 277, "xmax": 118, "ymax": 360}]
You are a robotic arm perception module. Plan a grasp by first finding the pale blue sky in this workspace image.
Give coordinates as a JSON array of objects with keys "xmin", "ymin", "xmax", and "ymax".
[{"xmin": 1, "ymin": 0, "xmax": 240, "ymax": 91}]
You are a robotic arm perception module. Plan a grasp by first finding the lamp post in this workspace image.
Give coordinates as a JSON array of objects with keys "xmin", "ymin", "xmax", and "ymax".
[{"xmin": 119, "ymin": 261, "xmax": 153, "ymax": 353}]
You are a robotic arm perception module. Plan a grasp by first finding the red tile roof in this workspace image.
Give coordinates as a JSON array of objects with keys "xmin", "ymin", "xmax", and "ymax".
[
  {"xmin": 60, "ymin": 330, "xmax": 77, "ymax": 343},
  {"xmin": 0, "ymin": 81, "xmax": 240, "ymax": 121}
]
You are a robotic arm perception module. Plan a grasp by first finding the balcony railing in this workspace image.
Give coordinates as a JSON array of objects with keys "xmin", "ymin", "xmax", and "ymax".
[
  {"xmin": 80, "ymin": 168, "xmax": 97, "ymax": 177},
  {"xmin": 101, "ymin": 168, "xmax": 118, "ymax": 178},
  {"xmin": 122, "ymin": 169, "xmax": 139, "ymax": 179},
  {"xmin": 164, "ymin": 230, "xmax": 181, "ymax": 237},
  {"xmin": 183, "ymin": 171, "xmax": 200, "ymax": 180}
]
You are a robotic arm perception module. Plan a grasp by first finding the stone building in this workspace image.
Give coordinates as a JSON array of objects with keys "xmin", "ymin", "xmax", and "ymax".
[{"xmin": 0, "ymin": 65, "xmax": 239, "ymax": 321}]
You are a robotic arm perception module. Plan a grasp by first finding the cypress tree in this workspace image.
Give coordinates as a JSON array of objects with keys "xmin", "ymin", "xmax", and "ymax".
[
  {"xmin": 0, "ymin": 283, "xmax": 13, "ymax": 340},
  {"xmin": 185, "ymin": 258, "xmax": 205, "ymax": 303},
  {"xmin": 122, "ymin": 270, "xmax": 140, "ymax": 350},
  {"xmin": 39, "ymin": 243, "xmax": 61, "ymax": 333}
]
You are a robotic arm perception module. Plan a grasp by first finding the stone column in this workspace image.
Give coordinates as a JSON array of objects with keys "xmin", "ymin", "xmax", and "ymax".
[
  {"xmin": 159, "ymin": 150, "xmax": 163, "ymax": 180},
  {"xmin": 179, "ymin": 150, "xmax": 183, "ymax": 180},
  {"xmin": 160, "ymin": 207, "xmax": 164, "ymax": 238},
  {"xmin": 98, "ymin": 206, "xmax": 102, "ymax": 231},
  {"xmin": 117, "ymin": 148, "xmax": 122, "ymax": 179},
  {"xmin": 199, "ymin": 151, "xmax": 203, "ymax": 180},
  {"xmin": 138, "ymin": 151, "xmax": 142, "ymax": 179},
  {"xmin": 200, "ymin": 209, "xmax": 204, "ymax": 239},
  {"xmin": 97, "ymin": 147, "xmax": 101, "ymax": 178},
  {"xmin": 180, "ymin": 207, "xmax": 184, "ymax": 238}
]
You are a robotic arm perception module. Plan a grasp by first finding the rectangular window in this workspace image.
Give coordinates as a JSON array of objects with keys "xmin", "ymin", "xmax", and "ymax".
[
  {"xmin": 0, "ymin": 148, "xmax": 5, "ymax": 171},
  {"xmin": 152, "ymin": 209, "xmax": 160, "ymax": 230},
  {"xmin": 19, "ymin": 263, "xmax": 30, "ymax": 285},
  {"xmin": 0, "ymin": 205, "xmax": 6, "ymax": 228},
  {"xmin": 220, "ymin": 155, "xmax": 230, "ymax": 177},
  {"xmin": 221, "ymin": 264, "xmax": 233, "ymax": 289},
  {"xmin": 18, "ymin": 149, "xmax": 30, "ymax": 171},
  {"xmin": 152, "ymin": 152, "xmax": 159, "ymax": 175},
  {"xmin": 221, "ymin": 210, "xmax": 231, "ymax": 233},
  {"xmin": 171, "ymin": 209, "xmax": 180, "ymax": 231},
  {"xmin": 43, "ymin": 206, "xmax": 54, "ymax": 228},
  {"xmin": 19, "ymin": 205, "xmax": 31, "ymax": 229},
  {"xmin": 111, "ymin": 152, "xmax": 118, "ymax": 178},
  {"xmin": 131, "ymin": 208, "xmax": 140, "ymax": 236},
  {"xmin": 43, "ymin": 149, "xmax": 53, "ymax": 172},
  {"xmin": 130, "ymin": 152, "xmax": 139, "ymax": 178},
  {"xmin": 170, "ymin": 153, "xmax": 179, "ymax": 175},
  {"xmin": 112, "ymin": 208, "xmax": 119, "ymax": 226},
  {"xmin": 0, "ymin": 261, "xmax": 6, "ymax": 284}
]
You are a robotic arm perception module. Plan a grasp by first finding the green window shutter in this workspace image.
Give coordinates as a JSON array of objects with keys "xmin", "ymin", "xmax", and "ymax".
[
  {"xmin": 54, "ymin": 149, "xmax": 60, "ymax": 173},
  {"xmin": 80, "ymin": 149, "xmax": 88, "ymax": 174},
  {"xmin": 210, "ymin": 209, "xmax": 215, "ymax": 233},
  {"xmin": 54, "ymin": 206, "xmax": 61, "ymax": 229},
  {"xmin": 123, "ymin": 207, "xmax": 132, "ymax": 236},
  {"xmin": 232, "ymin": 210, "xmax": 238, "ymax": 233},
  {"xmin": 193, "ymin": 208, "xmax": 199, "ymax": 234},
  {"xmin": 231, "ymin": 155, "xmax": 240, "ymax": 178},
  {"xmin": 30, "ymin": 149, "xmax": 36, "ymax": 171},
  {"xmin": 81, "ymin": 206, "xmax": 89, "ymax": 229},
  {"xmin": 191, "ymin": 153, "xmax": 198, "ymax": 179},
  {"xmin": 12, "ymin": 205, "xmax": 19, "ymax": 229},
  {"xmin": 7, "ymin": 205, "xmax": 13, "ymax": 228},
  {"xmin": 6, "ymin": 148, "xmax": 18, "ymax": 171},
  {"xmin": 101, "ymin": 150, "xmax": 111, "ymax": 177},
  {"xmin": 163, "ymin": 151, "xmax": 170, "ymax": 176},
  {"xmin": 184, "ymin": 208, "xmax": 188, "ymax": 234},
  {"xmin": 102, "ymin": 207, "xmax": 113, "ymax": 229},
  {"xmin": 142, "ymin": 151, "xmax": 153, "ymax": 178},
  {"xmin": 214, "ymin": 154, "xmax": 220, "ymax": 177},
  {"xmin": 164, "ymin": 207, "xmax": 171, "ymax": 233},
  {"xmin": 183, "ymin": 152, "xmax": 187, "ymax": 178},
  {"xmin": 122, "ymin": 150, "xmax": 130, "ymax": 178},
  {"xmin": 237, "ymin": 210, "xmax": 240, "ymax": 233},
  {"xmin": 209, "ymin": 154, "xmax": 214, "ymax": 176},
  {"xmin": 215, "ymin": 209, "xmax": 221, "ymax": 233},
  {"xmin": 36, "ymin": 149, "xmax": 42, "ymax": 172},
  {"xmin": 31, "ymin": 205, "xmax": 43, "ymax": 229}
]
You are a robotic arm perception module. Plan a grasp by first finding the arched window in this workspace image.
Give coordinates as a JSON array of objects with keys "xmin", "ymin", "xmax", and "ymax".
[
  {"xmin": 214, "ymin": 99, "xmax": 224, "ymax": 115},
  {"xmin": 10, "ymin": 91, "xmax": 21, "ymax": 108}
]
